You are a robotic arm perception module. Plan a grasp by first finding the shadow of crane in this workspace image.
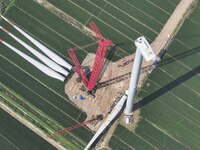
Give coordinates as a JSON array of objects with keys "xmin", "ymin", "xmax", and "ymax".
[
  {"xmin": 97, "ymin": 45, "xmax": 200, "ymax": 89},
  {"xmin": 98, "ymin": 44, "xmax": 122, "ymax": 82}
]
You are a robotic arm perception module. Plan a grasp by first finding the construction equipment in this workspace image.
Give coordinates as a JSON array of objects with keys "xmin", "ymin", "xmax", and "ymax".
[
  {"xmin": 117, "ymin": 57, "xmax": 135, "ymax": 67},
  {"xmin": 87, "ymin": 39, "xmax": 112, "ymax": 91},
  {"xmin": 68, "ymin": 22, "xmax": 112, "ymax": 92},
  {"xmin": 89, "ymin": 21, "xmax": 103, "ymax": 39},
  {"xmin": 48, "ymin": 115, "xmax": 103, "ymax": 138},
  {"xmin": 68, "ymin": 48, "xmax": 89, "ymax": 87}
]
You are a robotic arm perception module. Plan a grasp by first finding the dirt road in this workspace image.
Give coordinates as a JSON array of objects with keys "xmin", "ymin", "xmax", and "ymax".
[{"xmin": 151, "ymin": 0, "xmax": 197, "ymax": 53}]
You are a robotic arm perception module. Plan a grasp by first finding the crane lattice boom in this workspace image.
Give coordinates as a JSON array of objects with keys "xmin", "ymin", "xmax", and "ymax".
[
  {"xmin": 48, "ymin": 118, "xmax": 96, "ymax": 138},
  {"xmin": 48, "ymin": 115, "xmax": 103, "ymax": 138},
  {"xmin": 87, "ymin": 39, "xmax": 112, "ymax": 91},
  {"xmin": 68, "ymin": 48, "xmax": 89, "ymax": 87},
  {"xmin": 89, "ymin": 21, "xmax": 103, "ymax": 39},
  {"xmin": 68, "ymin": 22, "xmax": 112, "ymax": 91}
]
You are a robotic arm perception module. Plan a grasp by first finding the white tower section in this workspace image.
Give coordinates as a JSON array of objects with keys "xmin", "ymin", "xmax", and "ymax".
[{"xmin": 124, "ymin": 36, "xmax": 156, "ymax": 124}]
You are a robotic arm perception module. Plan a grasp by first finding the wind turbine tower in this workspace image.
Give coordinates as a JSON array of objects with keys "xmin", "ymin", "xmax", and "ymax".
[{"xmin": 124, "ymin": 36, "xmax": 156, "ymax": 124}]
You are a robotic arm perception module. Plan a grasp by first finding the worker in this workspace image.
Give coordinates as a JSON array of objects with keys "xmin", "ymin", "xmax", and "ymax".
[{"xmin": 79, "ymin": 95, "xmax": 86, "ymax": 100}]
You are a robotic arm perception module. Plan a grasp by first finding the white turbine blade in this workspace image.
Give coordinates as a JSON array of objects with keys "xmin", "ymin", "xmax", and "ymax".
[
  {"xmin": 0, "ymin": 39, "xmax": 65, "ymax": 82},
  {"xmin": 0, "ymin": 26, "xmax": 69, "ymax": 76},
  {"xmin": 84, "ymin": 95, "xmax": 127, "ymax": 150},
  {"xmin": 1, "ymin": 15, "xmax": 72, "ymax": 70}
]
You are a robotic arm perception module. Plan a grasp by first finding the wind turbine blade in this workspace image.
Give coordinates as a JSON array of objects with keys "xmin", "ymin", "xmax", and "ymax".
[
  {"xmin": 0, "ymin": 39, "xmax": 65, "ymax": 82},
  {"xmin": 1, "ymin": 15, "xmax": 72, "ymax": 70},
  {"xmin": 0, "ymin": 26, "xmax": 69, "ymax": 76}
]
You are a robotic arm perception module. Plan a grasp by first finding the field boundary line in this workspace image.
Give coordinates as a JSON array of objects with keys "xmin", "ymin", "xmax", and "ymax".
[
  {"xmin": 123, "ymin": 0, "xmax": 164, "ymax": 26},
  {"xmin": 146, "ymin": 0, "xmax": 171, "ymax": 15},
  {"xmin": 159, "ymin": 67, "xmax": 200, "ymax": 96},
  {"xmin": 0, "ymin": 54, "xmax": 93, "ymax": 136},
  {"xmin": 96, "ymin": 1, "xmax": 108, "ymax": 18},
  {"xmin": 145, "ymin": 119, "xmax": 190, "ymax": 150},
  {"xmin": 87, "ymin": 0, "xmax": 153, "ymax": 42},
  {"xmin": 167, "ymin": 0, "xmax": 176, "ymax": 6},
  {"xmin": 35, "ymin": 0, "xmax": 97, "ymax": 40},
  {"xmin": 141, "ymin": 130, "xmax": 169, "ymax": 150},
  {"xmin": 84, "ymin": 14, "xmax": 93, "ymax": 26},
  {"xmin": 6, "ymin": 6, "xmax": 72, "ymax": 62},
  {"xmin": 159, "ymin": 97, "xmax": 200, "ymax": 129},
  {"xmin": 166, "ymin": 0, "xmax": 177, "ymax": 6},
  {"xmin": 0, "ymin": 132, "xmax": 21, "ymax": 150},
  {"xmin": 0, "ymin": 55, "xmax": 90, "ymax": 127},
  {"xmin": 14, "ymin": 3, "xmax": 125, "ymax": 59},
  {"xmin": 35, "ymin": 0, "xmax": 127, "ymax": 58},
  {"xmin": 67, "ymin": 0, "xmax": 134, "ymax": 42},
  {"xmin": 0, "ymin": 82, "xmax": 71, "ymax": 127},
  {"xmin": 13, "ymin": 5, "xmax": 89, "ymax": 54},
  {"xmin": 104, "ymin": 0, "xmax": 159, "ymax": 34},
  {"xmin": 166, "ymin": 53, "xmax": 200, "ymax": 78},
  {"xmin": 147, "ymin": 0, "xmax": 199, "ymax": 26},
  {"xmin": 0, "ymin": 67, "xmax": 87, "ymax": 146},
  {"xmin": 133, "ymin": 132, "xmax": 159, "ymax": 150},
  {"xmin": 112, "ymin": 135, "xmax": 135, "ymax": 150},
  {"xmin": 148, "ymin": 79, "xmax": 200, "ymax": 126},
  {"xmin": 149, "ymin": 77, "xmax": 200, "ymax": 115},
  {"xmin": 0, "ymin": 103, "xmax": 67, "ymax": 150},
  {"xmin": 0, "ymin": 53, "xmax": 77, "ymax": 108},
  {"xmin": 150, "ymin": 0, "xmax": 196, "ymax": 53},
  {"xmin": 67, "ymin": 0, "xmax": 133, "ymax": 56},
  {"xmin": 0, "ymin": 92, "xmax": 81, "ymax": 148}
]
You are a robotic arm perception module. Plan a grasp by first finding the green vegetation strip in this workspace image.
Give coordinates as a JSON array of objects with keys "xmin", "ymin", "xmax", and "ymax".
[
  {"xmin": 0, "ymin": 57, "xmax": 94, "ymax": 145},
  {"xmin": 0, "ymin": 108, "xmax": 57, "ymax": 150},
  {"xmin": 0, "ymin": 83, "xmax": 83, "ymax": 149}
]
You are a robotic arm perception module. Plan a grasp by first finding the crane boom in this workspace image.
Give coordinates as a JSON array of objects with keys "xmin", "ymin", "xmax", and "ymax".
[
  {"xmin": 68, "ymin": 48, "xmax": 89, "ymax": 87},
  {"xmin": 87, "ymin": 39, "xmax": 112, "ymax": 91},
  {"xmin": 68, "ymin": 21, "xmax": 112, "ymax": 91},
  {"xmin": 89, "ymin": 21, "xmax": 103, "ymax": 39},
  {"xmin": 48, "ymin": 118, "xmax": 96, "ymax": 138},
  {"xmin": 48, "ymin": 115, "xmax": 103, "ymax": 138}
]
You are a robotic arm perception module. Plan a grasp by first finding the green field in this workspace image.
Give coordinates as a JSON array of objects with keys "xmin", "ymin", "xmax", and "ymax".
[
  {"xmin": 0, "ymin": 108, "xmax": 56, "ymax": 150},
  {"xmin": 109, "ymin": 1, "xmax": 200, "ymax": 149},
  {"xmin": 0, "ymin": 0, "xmax": 184, "ymax": 148}
]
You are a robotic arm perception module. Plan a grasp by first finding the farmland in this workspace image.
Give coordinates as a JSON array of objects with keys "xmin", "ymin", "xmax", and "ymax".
[
  {"xmin": 1, "ymin": 0, "xmax": 198, "ymax": 149},
  {"xmin": 109, "ymin": 1, "xmax": 200, "ymax": 149},
  {"xmin": 0, "ymin": 108, "xmax": 56, "ymax": 150}
]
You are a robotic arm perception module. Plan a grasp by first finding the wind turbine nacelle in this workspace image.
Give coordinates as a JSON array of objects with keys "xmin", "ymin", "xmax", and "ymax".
[{"xmin": 134, "ymin": 36, "xmax": 156, "ymax": 62}]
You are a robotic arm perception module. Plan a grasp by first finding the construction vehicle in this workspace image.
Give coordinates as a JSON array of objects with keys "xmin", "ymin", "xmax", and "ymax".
[
  {"xmin": 68, "ymin": 22, "xmax": 112, "ymax": 93},
  {"xmin": 48, "ymin": 114, "xmax": 103, "ymax": 138},
  {"xmin": 117, "ymin": 57, "xmax": 135, "ymax": 67}
]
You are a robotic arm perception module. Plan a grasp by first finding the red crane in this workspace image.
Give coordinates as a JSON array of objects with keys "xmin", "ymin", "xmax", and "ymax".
[
  {"xmin": 68, "ymin": 21, "xmax": 112, "ymax": 91},
  {"xmin": 68, "ymin": 48, "xmax": 89, "ymax": 87},
  {"xmin": 87, "ymin": 39, "xmax": 112, "ymax": 91},
  {"xmin": 48, "ymin": 115, "xmax": 103, "ymax": 138},
  {"xmin": 89, "ymin": 21, "xmax": 103, "ymax": 39}
]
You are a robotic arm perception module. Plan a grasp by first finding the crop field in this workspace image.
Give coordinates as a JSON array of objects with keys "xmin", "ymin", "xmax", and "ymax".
[
  {"xmin": 0, "ymin": 0, "xmax": 185, "ymax": 149},
  {"xmin": 0, "ymin": 108, "xmax": 56, "ymax": 150},
  {"xmin": 109, "ymin": 1, "xmax": 200, "ymax": 150}
]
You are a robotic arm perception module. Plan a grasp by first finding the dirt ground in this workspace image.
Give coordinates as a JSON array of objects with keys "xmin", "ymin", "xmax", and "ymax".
[{"xmin": 65, "ymin": 53, "xmax": 133, "ymax": 131}]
